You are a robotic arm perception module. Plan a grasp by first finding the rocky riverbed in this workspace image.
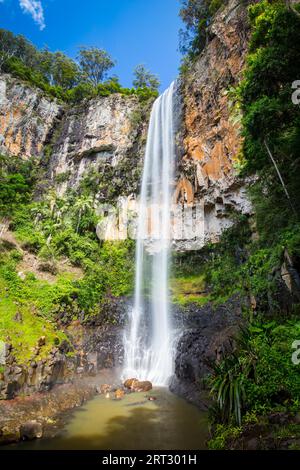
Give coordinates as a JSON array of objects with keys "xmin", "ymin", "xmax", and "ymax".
[
  {"xmin": 0, "ymin": 374, "xmax": 102, "ymax": 445},
  {"xmin": 0, "ymin": 365, "xmax": 159, "ymax": 447}
]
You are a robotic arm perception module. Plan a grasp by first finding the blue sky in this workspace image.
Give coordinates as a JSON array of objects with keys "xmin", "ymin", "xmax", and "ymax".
[{"xmin": 0, "ymin": 0, "xmax": 184, "ymax": 91}]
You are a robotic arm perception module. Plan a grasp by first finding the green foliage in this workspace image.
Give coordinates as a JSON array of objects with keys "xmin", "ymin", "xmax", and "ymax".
[
  {"xmin": 179, "ymin": 0, "xmax": 227, "ymax": 58},
  {"xmin": 54, "ymin": 171, "xmax": 71, "ymax": 184},
  {"xmin": 133, "ymin": 64, "xmax": 160, "ymax": 92},
  {"xmin": 76, "ymin": 241, "xmax": 134, "ymax": 311},
  {"xmin": 210, "ymin": 328, "xmax": 257, "ymax": 425},
  {"xmin": 10, "ymin": 199, "xmax": 134, "ymax": 313},
  {"xmin": 237, "ymin": 0, "xmax": 300, "ymax": 219},
  {"xmin": 0, "ymin": 28, "xmax": 159, "ymax": 104},
  {"xmin": 0, "ymin": 256, "xmax": 69, "ymax": 364},
  {"xmin": 42, "ymin": 50, "xmax": 80, "ymax": 89},
  {"xmin": 170, "ymin": 274, "xmax": 209, "ymax": 305},
  {"xmin": 197, "ymin": 199, "xmax": 300, "ymax": 311},
  {"xmin": 0, "ymin": 155, "xmax": 37, "ymax": 216},
  {"xmin": 187, "ymin": 0, "xmax": 300, "ymax": 448},
  {"xmin": 208, "ymin": 424, "xmax": 241, "ymax": 450},
  {"xmin": 78, "ymin": 47, "xmax": 115, "ymax": 86},
  {"xmin": 0, "ymin": 158, "xmax": 135, "ymax": 324},
  {"xmin": 209, "ymin": 320, "xmax": 300, "ymax": 426},
  {"xmin": 210, "ymin": 354, "xmax": 247, "ymax": 426},
  {"xmin": 4, "ymin": 56, "xmax": 68, "ymax": 101},
  {"xmin": 1, "ymin": 203, "xmax": 134, "ymax": 317}
]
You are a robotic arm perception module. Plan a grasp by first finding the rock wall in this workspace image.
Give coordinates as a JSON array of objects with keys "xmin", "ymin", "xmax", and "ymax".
[
  {"xmin": 96, "ymin": 0, "xmax": 253, "ymax": 249},
  {"xmin": 170, "ymin": 296, "xmax": 245, "ymax": 408},
  {"xmin": 0, "ymin": 72, "xmax": 150, "ymax": 202},
  {"xmin": 0, "ymin": 0, "xmax": 252, "ymax": 252},
  {"xmin": 48, "ymin": 94, "xmax": 149, "ymax": 200},
  {"xmin": 0, "ymin": 341, "xmax": 90, "ymax": 400},
  {"xmin": 175, "ymin": 0, "xmax": 252, "ymax": 249},
  {"xmin": 0, "ymin": 74, "xmax": 62, "ymax": 158},
  {"xmin": 0, "ymin": 297, "xmax": 128, "ymax": 400}
]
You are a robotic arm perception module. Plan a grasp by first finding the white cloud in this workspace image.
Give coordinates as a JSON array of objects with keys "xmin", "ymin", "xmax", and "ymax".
[{"xmin": 19, "ymin": 0, "xmax": 45, "ymax": 30}]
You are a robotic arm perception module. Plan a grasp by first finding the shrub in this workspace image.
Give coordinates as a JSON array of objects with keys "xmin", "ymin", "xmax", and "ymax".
[{"xmin": 209, "ymin": 320, "xmax": 300, "ymax": 425}]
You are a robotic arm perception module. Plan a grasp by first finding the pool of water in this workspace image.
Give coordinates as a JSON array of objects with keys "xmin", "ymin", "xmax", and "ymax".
[{"xmin": 9, "ymin": 388, "xmax": 208, "ymax": 450}]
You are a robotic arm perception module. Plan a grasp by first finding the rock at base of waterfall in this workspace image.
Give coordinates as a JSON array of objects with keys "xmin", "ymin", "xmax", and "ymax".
[
  {"xmin": 134, "ymin": 380, "xmax": 153, "ymax": 392},
  {"xmin": 97, "ymin": 383, "xmax": 112, "ymax": 395},
  {"xmin": 20, "ymin": 421, "xmax": 43, "ymax": 441},
  {"xmin": 124, "ymin": 378, "xmax": 138, "ymax": 389},
  {"xmin": 124, "ymin": 378, "xmax": 152, "ymax": 392},
  {"xmin": 114, "ymin": 389, "xmax": 125, "ymax": 400}
]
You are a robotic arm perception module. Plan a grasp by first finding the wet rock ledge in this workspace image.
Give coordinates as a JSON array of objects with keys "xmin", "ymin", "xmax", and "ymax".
[{"xmin": 0, "ymin": 376, "xmax": 98, "ymax": 445}]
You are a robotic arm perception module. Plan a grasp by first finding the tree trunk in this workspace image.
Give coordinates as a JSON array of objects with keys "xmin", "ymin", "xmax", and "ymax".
[
  {"xmin": 76, "ymin": 209, "xmax": 82, "ymax": 234},
  {"xmin": 286, "ymin": 0, "xmax": 300, "ymax": 19},
  {"xmin": 264, "ymin": 139, "xmax": 297, "ymax": 217}
]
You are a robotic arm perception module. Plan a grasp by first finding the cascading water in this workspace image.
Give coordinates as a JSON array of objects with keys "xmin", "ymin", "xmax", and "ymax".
[{"xmin": 123, "ymin": 82, "xmax": 176, "ymax": 386}]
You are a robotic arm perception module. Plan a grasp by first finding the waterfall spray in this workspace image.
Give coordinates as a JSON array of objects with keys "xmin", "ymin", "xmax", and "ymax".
[{"xmin": 123, "ymin": 82, "xmax": 176, "ymax": 386}]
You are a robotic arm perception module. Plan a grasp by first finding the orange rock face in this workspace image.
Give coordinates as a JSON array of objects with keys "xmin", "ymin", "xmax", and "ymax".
[
  {"xmin": 181, "ymin": 0, "xmax": 249, "ymax": 194},
  {"xmin": 174, "ymin": 178, "xmax": 194, "ymax": 205}
]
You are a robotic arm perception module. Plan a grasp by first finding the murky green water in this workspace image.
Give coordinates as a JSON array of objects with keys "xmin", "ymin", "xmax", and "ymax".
[{"xmin": 10, "ymin": 388, "xmax": 208, "ymax": 450}]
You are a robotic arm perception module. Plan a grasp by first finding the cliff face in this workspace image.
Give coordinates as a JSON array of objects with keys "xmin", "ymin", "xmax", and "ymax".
[
  {"xmin": 0, "ymin": 0, "xmax": 252, "ymax": 250},
  {"xmin": 0, "ymin": 73, "xmax": 149, "ymax": 200},
  {"xmin": 176, "ymin": 0, "xmax": 252, "ymax": 248},
  {"xmin": 48, "ymin": 94, "xmax": 149, "ymax": 199},
  {"xmin": 0, "ymin": 74, "xmax": 62, "ymax": 158}
]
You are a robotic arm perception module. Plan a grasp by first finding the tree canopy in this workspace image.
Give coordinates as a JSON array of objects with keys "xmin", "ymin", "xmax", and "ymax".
[
  {"xmin": 77, "ymin": 47, "xmax": 115, "ymax": 86},
  {"xmin": 179, "ymin": 0, "xmax": 226, "ymax": 57},
  {"xmin": 0, "ymin": 28, "xmax": 159, "ymax": 103},
  {"xmin": 133, "ymin": 64, "xmax": 160, "ymax": 92}
]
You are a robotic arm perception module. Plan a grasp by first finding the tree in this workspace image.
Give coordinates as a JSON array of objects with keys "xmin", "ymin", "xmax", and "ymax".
[
  {"xmin": 179, "ymin": 0, "xmax": 225, "ymax": 56},
  {"xmin": 38, "ymin": 49, "xmax": 79, "ymax": 89},
  {"xmin": 78, "ymin": 47, "xmax": 115, "ymax": 86},
  {"xmin": 37, "ymin": 48, "xmax": 54, "ymax": 83},
  {"xmin": 133, "ymin": 64, "xmax": 160, "ymax": 91},
  {"xmin": 51, "ymin": 52, "xmax": 80, "ymax": 89},
  {"xmin": 48, "ymin": 190, "xmax": 58, "ymax": 219},
  {"xmin": 14, "ymin": 34, "xmax": 38, "ymax": 68},
  {"xmin": 0, "ymin": 29, "xmax": 17, "ymax": 71},
  {"xmin": 286, "ymin": 0, "xmax": 300, "ymax": 18},
  {"xmin": 73, "ymin": 195, "xmax": 94, "ymax": 233}
]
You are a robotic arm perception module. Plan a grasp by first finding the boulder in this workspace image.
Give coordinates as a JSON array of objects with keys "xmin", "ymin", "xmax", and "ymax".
[
  {"xmin": 131, "ymin": 380, "xmax": 153, "ymax": 392},
  {"xmin": 124, "ymin": 378, "xmax": 153, "ymax": 392},
  {"xmin": 98, "ymin": 383, "xmax": 112, "ymax": 394},
  {"xmin": 124, "ymin": 378, "xmax": 138, "ymax": 389},
  {"xmin": 20, "ymin": 421, "xmax": 43, "ymax": 441},
  {"xmin": 114, "ymin": 389, "xmax": 125, "ymax": 400},
  {"xmin": 245, "ymin": 437, "xmax": 260, "ymax": 451}
]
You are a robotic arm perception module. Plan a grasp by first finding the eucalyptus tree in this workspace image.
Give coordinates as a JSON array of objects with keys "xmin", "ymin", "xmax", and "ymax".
[
  {"xmin": 133, "ymin": 64, "xmax": 160, "ymax": 91},
  {"xmin": 78, "ymin": 47, "xmax": 115, "ymax": 86},
  {"xmin": 73, "ymin": 195, "xmax": 94, "ymax": 234},
  {"xmin": 0, "ymin": 29, "xmax": 17, "ymax": 70}
]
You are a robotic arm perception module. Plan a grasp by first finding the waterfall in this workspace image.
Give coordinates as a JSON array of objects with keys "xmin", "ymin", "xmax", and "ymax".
[{"xmin": 123, "ymin": 82, "xmax": 176, "ymax": 386}]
